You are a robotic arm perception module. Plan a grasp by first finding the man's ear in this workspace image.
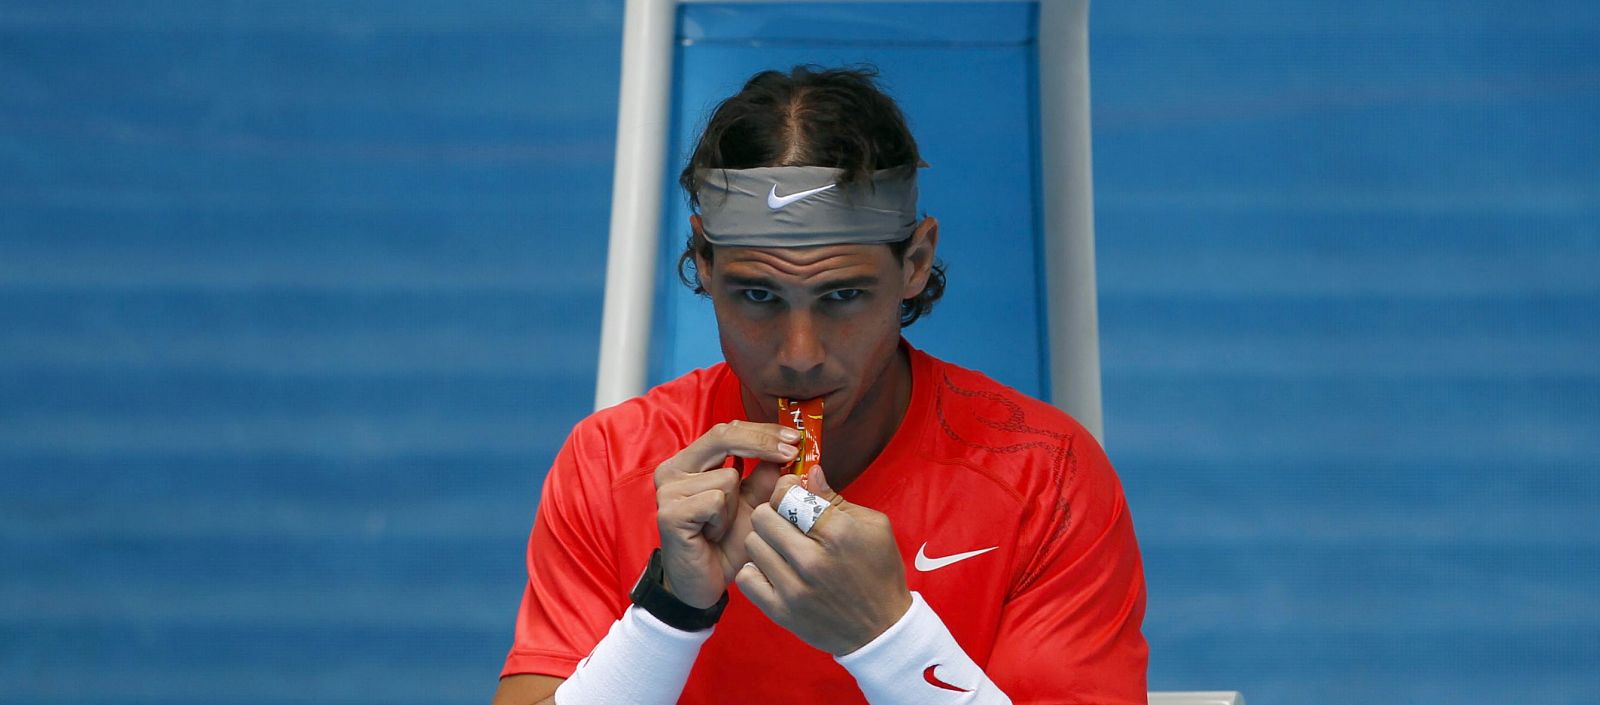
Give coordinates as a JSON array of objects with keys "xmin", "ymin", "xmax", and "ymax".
[{"xmin": 901, "ymin": 216, "xmax": 939, "ymax": 298}]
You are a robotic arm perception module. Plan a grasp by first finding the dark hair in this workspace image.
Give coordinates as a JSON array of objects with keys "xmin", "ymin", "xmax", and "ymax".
[{"xmin": 676, "ymin": 65, "xmax": 946, "ymax": 327}]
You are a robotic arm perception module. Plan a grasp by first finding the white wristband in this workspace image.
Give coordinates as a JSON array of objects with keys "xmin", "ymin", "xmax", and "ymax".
[
  {"xmin": 835, "ymin": 592, "xmax": 1013, "ymax": 705},
  {"xmin": 553, "ymin": 605, "xmax": 712, "ymax": 705}
]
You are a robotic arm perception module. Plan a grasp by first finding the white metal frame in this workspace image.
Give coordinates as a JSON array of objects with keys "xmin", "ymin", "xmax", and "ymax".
[
  {"xmin": 594, "ymin": 0, "xmax": 1103, "ymax": 444},
  {"xmin": 594, "ymin": 0, "xmax": 678, "ymax": 414},
  {"xmin": 1036, "ymin": 0, "xmax": 1103, "ymax": 440}
]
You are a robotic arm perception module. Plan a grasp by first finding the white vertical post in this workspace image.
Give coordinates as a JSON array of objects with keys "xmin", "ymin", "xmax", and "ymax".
[
  {"xmin": 1037, "ymin": 0, "xmax": 1105, "ymax": 443},
  {"xmin": 595, "ymin": 0, "xmax": 678, "ymax": 410}
]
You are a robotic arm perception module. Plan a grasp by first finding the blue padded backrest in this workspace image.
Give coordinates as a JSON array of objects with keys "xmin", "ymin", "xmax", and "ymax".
[{"xmin": 647, "ymin": 2, "xmax": 1052, "ymax": 399}]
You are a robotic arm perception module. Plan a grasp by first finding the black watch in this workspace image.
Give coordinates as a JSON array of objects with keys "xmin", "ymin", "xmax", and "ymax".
[{"xmin": 630, "ymin": 548, "xmax": 728, "ymax": 632}]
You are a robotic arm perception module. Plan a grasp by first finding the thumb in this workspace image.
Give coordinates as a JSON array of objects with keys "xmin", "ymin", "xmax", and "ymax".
[{"xmin": 806, "ymin": 466, "xmax": 845, "ymax": 507}]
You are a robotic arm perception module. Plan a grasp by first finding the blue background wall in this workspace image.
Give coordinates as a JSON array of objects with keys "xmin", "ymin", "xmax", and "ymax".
[
  {"xmin": 2, "ymin": 2, "xmax": 1596, "ymax": 704},
  {"xmin": 1091, "ymin": 5, "xmax": 1600, "ymax": 702}
]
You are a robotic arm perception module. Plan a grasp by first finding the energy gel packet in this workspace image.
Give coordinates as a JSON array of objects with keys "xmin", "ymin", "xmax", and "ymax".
[{"xmin": 777, "ymin": 397, "xmax": 823, "ymax": 477}]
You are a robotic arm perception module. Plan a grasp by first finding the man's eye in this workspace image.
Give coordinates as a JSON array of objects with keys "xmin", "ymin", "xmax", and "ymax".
[
  {"xmin": 740, "ymin": 289, "xmax": 776, "ymax": 304},
  {"xmin": 824, "ymin": 289, "xmax": 864, "ymax": 303}
]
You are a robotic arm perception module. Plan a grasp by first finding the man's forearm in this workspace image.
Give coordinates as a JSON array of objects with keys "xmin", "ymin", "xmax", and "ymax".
[
  {"xmin": 836, "ymin": 592, "xmax": 1013, "ymax": 705},
  {"xmin": 551, "ymin": 605, "xmax": 712, "ymax": 705}
]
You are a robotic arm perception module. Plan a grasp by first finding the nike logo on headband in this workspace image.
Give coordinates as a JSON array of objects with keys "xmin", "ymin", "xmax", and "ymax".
[{"xmin": 767, "ymin": 182, "xmax": 836, "ymax": 210}]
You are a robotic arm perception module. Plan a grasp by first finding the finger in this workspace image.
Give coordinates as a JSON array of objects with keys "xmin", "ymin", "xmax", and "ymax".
[
  {"xmin": 740, "ymin": 461, "xmax": 781, "ymax": 508},
  {"xmin": 704, "ymin": 510, "xmax": 727, "ymax": 543},
  {"xmin": 721, "ymin": 472, "xmax": 740, "ymax": 538},
  {"xmin": 768, "ymin": 472, "xmax": 806, "ymax": 511},
  {"xmin": 663, "ymin": 488, "xmax": 730, "ymax": 540},
  {"xmin": 751, "ymin": 502, "xmax": 821, "ymax": 575},
  {"xmin": 658, "ymin": 467, "xmax": 740, "ymax": 503},
  {"xmin": 806, "ymin": 498, "xmax": 848, "ymax": 540},
  {"xmin": 658, "ymin": 421, "xmax": 801, "ymax": 482},
  {"xmin": 744, "ymin": 524, "xmax": 805, "ymax": 596},
  {"xmin": 768, "ymin": 480, "xmax": 837, "ymax": 541},
  {"xmin": 660, "ymin": 468, "xmax": 742, "ymax": 543},
  {"xmin": 805, "ymin": 465, "xmax": 845, "ymax": 507},
  {"xmin": 734, "ymin": 561, "xmax": 782, "ymax": 618},
  {"xmin": 795, "ymin": 466, "xmax": 850, "ymax": 538}
]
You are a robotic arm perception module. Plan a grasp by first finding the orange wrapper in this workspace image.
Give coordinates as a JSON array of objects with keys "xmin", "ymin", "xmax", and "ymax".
[{"xmin": 777, "ymin": 397, "xmax": 823, "ymax": 477}]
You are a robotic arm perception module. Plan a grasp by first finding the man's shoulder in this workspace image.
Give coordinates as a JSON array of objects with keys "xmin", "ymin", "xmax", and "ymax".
[
  {"xmin": 921, "ymin": 352, "xmax": 1094, "ymax": 446},
  {"xmin": 913, "ymin": 352, "xmax": 1127, "ymax": 548},
  {"xmin": 917, "ymin": 352, "xmax": 1106, "ymax": 490},
  {"xmin": 562, "ymin": 363, "xmax": 730, "ymax": 479}
]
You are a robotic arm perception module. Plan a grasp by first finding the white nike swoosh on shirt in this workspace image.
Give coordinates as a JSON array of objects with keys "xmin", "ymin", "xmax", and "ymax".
[
  {"xmin": 914, "ymin": 543, "xmax": 999, "ymax": 572},
  {"xmin": 767, "ymin": 182, "xmax": 836, "ymax": 209}
]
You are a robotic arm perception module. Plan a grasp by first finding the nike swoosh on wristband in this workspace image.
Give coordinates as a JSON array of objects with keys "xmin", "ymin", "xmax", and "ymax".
[
  {"xmin": 914, "ymin": 543, "xmax": 998, "ymax": 572},
  {"xmin": 767, "ymin": 182, "xmax": 836, "ymax": 209},
  {"xmin": 923, "ymin": 665, "xmax": 972, "ymax": 693}
]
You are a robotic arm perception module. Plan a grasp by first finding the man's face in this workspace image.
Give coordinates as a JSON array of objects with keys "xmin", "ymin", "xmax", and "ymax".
[{"xmin": 695, "ymin": 220, "xmax": 936, "ymax": 430}]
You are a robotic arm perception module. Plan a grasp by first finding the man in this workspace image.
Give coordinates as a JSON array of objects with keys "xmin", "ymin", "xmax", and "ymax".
[{"xmin": 493, "ymin": 66, "xmax": 1146, "ymax": 705}]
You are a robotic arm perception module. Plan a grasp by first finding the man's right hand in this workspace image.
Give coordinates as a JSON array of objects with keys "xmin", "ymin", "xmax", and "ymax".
[{"xmin": 653, "ymin": 420, "xmax": 797, "ymax": 608}]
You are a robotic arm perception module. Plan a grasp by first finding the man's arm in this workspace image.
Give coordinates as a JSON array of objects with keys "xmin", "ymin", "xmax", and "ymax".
[
  {"xmin": 736, "ymin": 428, "xmax": 1147, "ymax": 704},
  {"xmin": 497, "ymin": 420, "xmax": 797, "ymax": 703},
  {"xmin": 738, "ymin": 468, "xmax": 1014, "ymax": 704},
  {"xmin": 490, "ymin": 674, "xmax": 563, "ymax": 705},
  {"xmin": 983, "ymin": 431, "xmax": 1148, "ymax": 704}
]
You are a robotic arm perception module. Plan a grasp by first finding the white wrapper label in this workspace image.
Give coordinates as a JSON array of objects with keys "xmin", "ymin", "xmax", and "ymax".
[{"xmin": 778, "ymin": 485, "xmax": 830, "ymax": 534}]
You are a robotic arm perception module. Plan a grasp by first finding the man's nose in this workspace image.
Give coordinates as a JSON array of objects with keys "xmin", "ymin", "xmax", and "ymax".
[{"xmin": 777, "ymin": 310, "xmax": 826, "ymax": 376}]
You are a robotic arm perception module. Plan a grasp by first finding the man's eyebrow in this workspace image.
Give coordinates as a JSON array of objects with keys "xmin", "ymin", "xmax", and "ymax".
[
  {"xmin": 720, "ymin": 274, "xmax": 882, "ymax": 294},
  {"xmin": 723, "ymin": 275, "xmax": 781, "ymax": 290},
  {"xmin": 809, "ymin": 275, "xmax": 880, "ymax": 294}
]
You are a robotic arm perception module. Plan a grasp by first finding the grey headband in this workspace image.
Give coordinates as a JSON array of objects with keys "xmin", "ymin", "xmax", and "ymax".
[{"xmin": 694, "ymin": 165, "xmax": 919, "ymax": 247}]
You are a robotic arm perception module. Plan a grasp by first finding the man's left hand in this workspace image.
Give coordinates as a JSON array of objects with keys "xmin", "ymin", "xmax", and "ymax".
[{"xmin": 736, "ymin": 467, "xmax": 913, "ymax": 656}]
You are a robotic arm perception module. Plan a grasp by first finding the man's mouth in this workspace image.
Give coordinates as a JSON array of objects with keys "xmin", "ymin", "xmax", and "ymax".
[{"xmin": 773, "ymin": 389, "xmax": 834, "ymax": 403}]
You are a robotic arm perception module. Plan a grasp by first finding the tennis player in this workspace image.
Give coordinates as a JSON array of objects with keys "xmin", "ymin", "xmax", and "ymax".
[{"xmin": 492, "ymin": 66, "xmax": 1147, "ymax": 705}]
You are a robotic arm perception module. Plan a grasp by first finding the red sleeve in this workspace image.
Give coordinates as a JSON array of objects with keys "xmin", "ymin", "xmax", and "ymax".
[
  {"xmin": 987, "ymin": 430, "xmax": 1149, "ymax": 704},
  {"xmin": 501, "ymin": 424, "xmax": 630, "ymax": 679}
]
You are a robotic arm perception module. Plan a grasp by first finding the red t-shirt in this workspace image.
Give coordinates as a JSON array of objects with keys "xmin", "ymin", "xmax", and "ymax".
[{"xmin": 503, "ymin": 343, "xmax": 1148, "ymax": 704}]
